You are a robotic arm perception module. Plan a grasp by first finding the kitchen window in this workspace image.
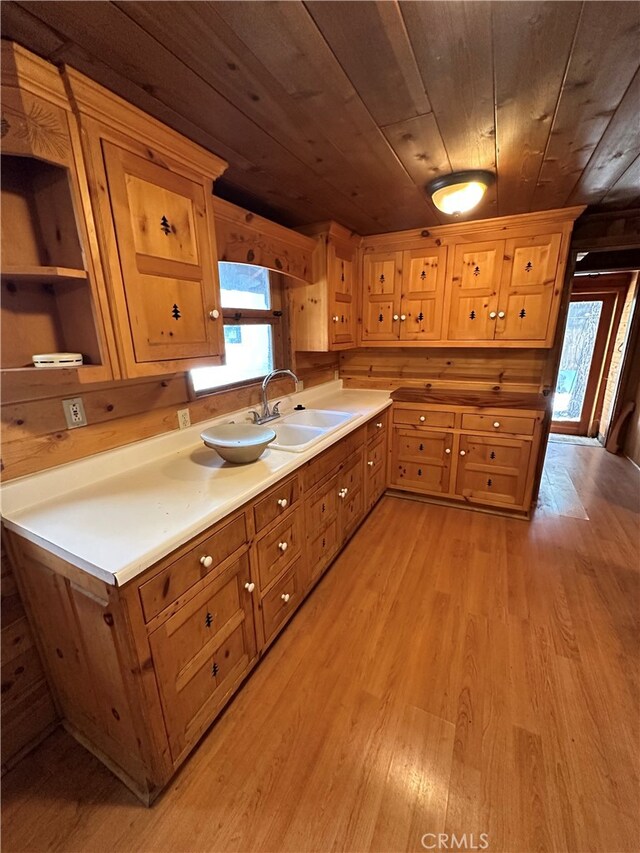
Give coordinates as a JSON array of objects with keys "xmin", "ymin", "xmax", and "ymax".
[{"xmin": 190, "ymin": 263, "xmax": 284, "ymax": 394}]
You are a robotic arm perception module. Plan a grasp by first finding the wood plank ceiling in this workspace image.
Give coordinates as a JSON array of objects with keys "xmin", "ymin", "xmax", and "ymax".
[{"xmin": 2, "ymin": 0, "xmax": 639, "ymax": 234}]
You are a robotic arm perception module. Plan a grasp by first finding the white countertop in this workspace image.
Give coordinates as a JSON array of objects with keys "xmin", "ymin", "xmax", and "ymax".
[{"xmin": 1, "ymin": 382, "xmax": 391, "ymax": 586}]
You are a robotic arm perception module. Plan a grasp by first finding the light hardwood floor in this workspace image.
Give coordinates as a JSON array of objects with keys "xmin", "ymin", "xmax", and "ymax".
[{"xmin": 2, "ymin": 443, "xmax": 639, "ymax": 853}]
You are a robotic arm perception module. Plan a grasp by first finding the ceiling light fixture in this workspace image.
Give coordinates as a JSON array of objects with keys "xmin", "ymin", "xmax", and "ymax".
[{"xmin": 427, "ymin": 170, "xmax": 495, "ymax": 216}]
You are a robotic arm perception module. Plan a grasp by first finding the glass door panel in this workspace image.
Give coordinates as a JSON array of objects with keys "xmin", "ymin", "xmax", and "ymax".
[{"xmin": 553, "ymin": 300, "xmax": 603, "ymax": 422}]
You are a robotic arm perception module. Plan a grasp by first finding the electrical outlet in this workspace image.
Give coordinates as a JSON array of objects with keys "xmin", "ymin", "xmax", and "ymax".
[
  {"xmin": 177, "ymin": 408, "xmax": 191, "ymax": 429},
  {"xmin": 62, "ymin": 397, "xmax": 87, "ymax": 429}
]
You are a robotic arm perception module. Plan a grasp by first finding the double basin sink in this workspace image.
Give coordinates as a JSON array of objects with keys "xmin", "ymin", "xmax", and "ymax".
[{"xmin": 270, "ymin": 408, "xmax": 355, "ymax": 452}]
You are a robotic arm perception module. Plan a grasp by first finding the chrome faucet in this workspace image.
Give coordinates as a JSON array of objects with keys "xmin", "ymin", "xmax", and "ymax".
[{"xmin": 249, "ymin": 369, "xmax": 299, "ymax": 425}]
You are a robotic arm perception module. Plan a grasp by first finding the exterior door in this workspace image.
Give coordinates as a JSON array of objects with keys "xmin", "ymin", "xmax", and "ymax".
[
  {"xmin": 102, "ymin": 141, "xmax": 222, "ymax": 363},
  {"xmin": 447, "ymin": 240, "xmax": 503, "ymax": 341},
  {"xmin": 552, "ymin": 285, "xmax": 624, "ymax": 436},
  {"xmin": 400, "ymin": 247, "xmax": 447, "ymax": 341},
  {"xmin": 361, "ymin": 252, "xmax": 401, "ymax": 341},
  {"xmin": 495, "ymin": 233, "xmax": 562, "ymax": 342}
]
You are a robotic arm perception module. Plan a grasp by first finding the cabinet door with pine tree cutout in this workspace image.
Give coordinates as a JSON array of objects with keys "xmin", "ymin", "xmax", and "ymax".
[
  {"xmin": 494, "ymin": 233, "xmax": 562, "ymax": 344},
  {"xmin": 361, "ymin": 251, "xmax": 401, "ymax": 342},
  {"xmin": 399, "ymin": 247, "xmax": 447, "ymax": 341},
  {"xmin": 102, "ymin": 141, "xmax": 222, "ymax": 363},
  {"xmin": 446, "ymin": 240, "xmax": 503, "ymax": 341}
]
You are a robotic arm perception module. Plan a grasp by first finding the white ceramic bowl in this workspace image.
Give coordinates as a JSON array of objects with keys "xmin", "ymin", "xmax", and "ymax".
[{"xmin": 200, "ymin": 423, "xmax": 276, "ymax": 464}]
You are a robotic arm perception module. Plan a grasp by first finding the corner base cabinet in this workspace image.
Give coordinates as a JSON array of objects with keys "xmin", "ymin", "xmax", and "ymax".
[
  {"xmin": 4, "ymin": 412, "xmax": 389, "ymax": 803},
  {"xmin": 389, "ymin": 390, "xmax": 545, "ymax": 516}
]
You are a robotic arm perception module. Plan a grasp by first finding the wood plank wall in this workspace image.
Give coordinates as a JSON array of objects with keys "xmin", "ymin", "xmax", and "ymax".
[
  {"xmin": 0, "ymin": 352, "xmax": 338, "ymax": 481},
  {"xmin": 339, "ymin": 348, "xmax": 552, "ymax": 395},
  {"xmin": 1, "ymin": 541, "xmax": 57, "ymax": 771}
]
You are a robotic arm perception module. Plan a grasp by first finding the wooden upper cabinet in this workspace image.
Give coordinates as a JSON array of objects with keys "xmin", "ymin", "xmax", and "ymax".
[
  {"xmin": 495, "ymin": 233, "xmax": 563, "ymax": 343},
  {"xmin": 446, "ymin": 240, "xmax": 503, "ymax": 341},
  {"xmin": 64, "ymin": 67, "xmax": 228, "ymax": 379},
  {"xmin": 290, "ymin": 222, "xmax": 359, "ymax": 352},
  {"xmin": 361, "ymin": 251, "xmax": 401, "ymax": 342},
  {"xmin": 400, "ymin": 247, "xmax": 447, "ymax": 341},
  {"xmin": 102, "ymin": 142, "xmax": 221, "ymax": 364},
  {"xmin": 358, "ymin": 209, "xmax": 581, "ymax": 349}
]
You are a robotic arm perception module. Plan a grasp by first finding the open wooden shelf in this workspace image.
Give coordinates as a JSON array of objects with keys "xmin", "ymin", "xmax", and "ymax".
[{"xmin": 1, "ymin": 266, "xmax": 88, "ymax": 284}]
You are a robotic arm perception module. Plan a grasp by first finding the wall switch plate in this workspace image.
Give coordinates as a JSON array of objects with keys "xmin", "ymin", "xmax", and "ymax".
[
  {"xmin": 177, "ymin": 408, "xmax": 191, "ymax": 429},
  {"xmin": 62, "ymin": 397, "xmax": 87, "ymax": 429}
]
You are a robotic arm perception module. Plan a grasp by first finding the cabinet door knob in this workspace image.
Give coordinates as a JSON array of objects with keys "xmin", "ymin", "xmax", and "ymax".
[
  {"xmin": 498, "ymin": 311, "xmax": 505, "ymax": 319},
  {"xmin": 376, "ymin": 422, "xmax": 383, "ymax": 428},
  {"xmin": 493, "ymin": 421, "xmax": 500, "ymax": 428},
  {"xmin": 393, "ymin": 314, "xmax": 399, "ymax": 321},
  {"xmin": 459, "ymin": 450, "xmax": 466, "ymax": 456},
  {"xmin": 400, "ymin": 314, "xmax": 406, "ymax": 321},
  {"xmin": 209, "ymin": 309, "xmax": 220, "ymax": 320},
  {"xmin": 333, "ymin": 315, "xmax": 340, "ymax": 322},
  {"xmin": 419, "ymin": 415, "xmax": 426, "ymax": 422},
  {"xmin": 200, "ymin": 555, "xmax": 213, "ymax": 568},
  {"xmin": 277, "ymin": 498, "xmax": 288, "ymax": 508},
  {"xmin": 489, "ymin": 311, "xmax": 497, "ymax": 320},
  {"xmin": 445, "ymin": 448, "xmax": 451, "ymax": 454},
  {"xmin": 367, "ymin": 460, "xmax": 375, "ymax": 467},
  {"xmin": 281, "ymin": 593, "xmax": 290, "ymax": 603},
  {"xmin": 339, "ymin": 487, "xmax": 348, "ymax": 499},
  {"xmin": 244, "ymin": 582, "xmax": 255, "ymax": 593},
  {"xmin": 278, "ymin": 541, "xmax": 288, "ymax": 552}
]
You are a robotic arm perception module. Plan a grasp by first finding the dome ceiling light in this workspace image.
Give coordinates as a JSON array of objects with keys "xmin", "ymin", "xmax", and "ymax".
[{"xmin": 427, "ymin": 170, "xmax": 495, "ymax": 216}]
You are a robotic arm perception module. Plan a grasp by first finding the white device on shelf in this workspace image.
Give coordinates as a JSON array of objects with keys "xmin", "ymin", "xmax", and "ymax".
[{"xmin": 32, "ymin": 353, "xmax": 83, "ymax": 368}]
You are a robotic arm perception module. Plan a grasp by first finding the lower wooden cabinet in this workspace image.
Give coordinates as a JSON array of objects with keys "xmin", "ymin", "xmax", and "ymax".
[
  {"xmin": 149, "ymin": 552, "xmax": 256, "ymax": 761},
  {"xmin": 5, "ymin": 409, "xmax": 390, "ymax": 803},
  {"xmin": 389, "ymin": 392, "xmax": 544, "ymax": 515}
]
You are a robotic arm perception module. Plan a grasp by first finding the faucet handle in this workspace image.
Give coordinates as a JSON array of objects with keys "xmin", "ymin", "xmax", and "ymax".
[
  {"xmin": 248, "ymin": 410, "xmax": 261, "ymax": 424},
  {"xmin": 272, "ymin": 401, "xmax": 282, "ymax": 415}
]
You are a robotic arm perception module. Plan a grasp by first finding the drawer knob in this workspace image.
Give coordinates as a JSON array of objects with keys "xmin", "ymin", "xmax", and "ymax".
[
  {"xmin": 278, "ymin": 541, "xmax": 288, "ymax": 552},
  {"xmin": 277, "ymin": 498, "xmax": 288, "ymax": 508},
  {"xmin": 367, "ymin": 460, "xmax": 375, "ymax": 467},
  {"xmin": 493, "ymin": 422, "xmax": 500, "ymax": 428},
  {"xmin": 200, "ymin": 555, "xmax": 213, "ymax": 568},
  {"xmin": 281, "ymin": 593, "xmax": 290, "ymax": 603},
  {"xmin": 489, "ymin": 311, "xmax": 497, "ymax": 319},
  {"xmin": 333, "ymin": 315, "xmax": 340, "ymax": 322},
  {"xmin": 419, "ymin": 415, "xmax": 426, "ymax": 422},
  {"xmin": 376, "ymin": 422, "xmax": 383, "ymax": 428},
  {"xmin": 209, "ymin": 309, "xmax": 220, "ymax": 320},
  {"xmin": 459, "ymin": 450, "xmax": 466, "ymax": 456},
  {"xmin": 498, "ymin": 311, "xmax": 505, "ymax": 319},
  {"xmin": 445, "ymin": 448, "xmax": 451, "ymax": 454},
  {"xmin": 244, "ymin": 582, "xmax": 255, "ymax": 593},
  {"xmin": 400, "ymin": 314, "xmax": 406, "ymax": 321},
  {"xmin": 393, "ymin": 314, "xmax": 399, "ymax": 321}
]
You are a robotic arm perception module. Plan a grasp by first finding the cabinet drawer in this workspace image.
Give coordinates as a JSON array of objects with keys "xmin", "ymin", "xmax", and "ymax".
[
  {"xmin": 308, "ymin": 518, "xmax": 340, "ymax": 583},
  {"xmin": 302, "ymin": 427, "xmax": 364, "ymax": 491},
  {"xmin": 460, "ymin": 413, "xmax": 537, "ymax": 436},
  {"xmin": 366, "ymin": 410, "xmax": 388, "ymax": 443},
  {"xmin": 253, "ymin": 474, "xmax": 300, "ymax": 533},
  {"xmin": 149, "ymin": 554, "xmax": 256, "ymax": 760},
  {"xmin": 307, "ymin": 473, "xmax": 339, "ymax": 532},
  {"xmin": 255, "ymin": 508, "xmax": 302, "ymax": 593},
  {"xmin": 393, "ymin": 408, "xmax": 455, "ymax": 429},
  {"xmin": 139, "ymin": 512, "xmax": 248, "ymax": 622},
  {"xmin": 261, "ymin": 559, "xmax": 304, "ymax": 646}
]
